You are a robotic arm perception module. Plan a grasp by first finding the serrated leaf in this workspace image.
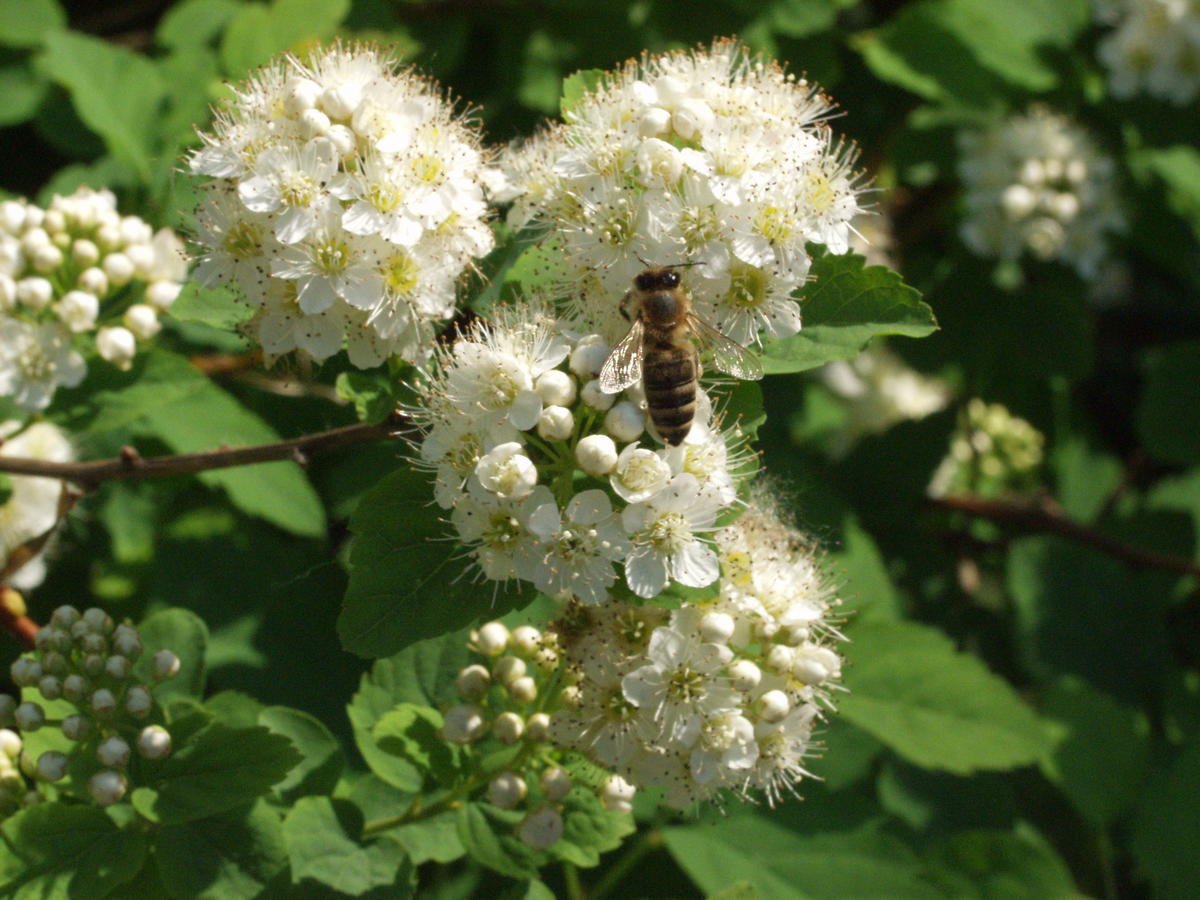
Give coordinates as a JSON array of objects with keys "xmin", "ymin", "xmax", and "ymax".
[
  {"xmin": 259, "ymin": 706, "xmax": 344, "ymax": 803},
  {"xmin": 36, "ymin": 31, "xmax": 167, "ymax": 179},
  {"xmin": 760, "ymin": 251, "xmax": 936, "ymax": 374},
  {"xmin": 0, "ymin": 804, "xmax": 146, "ymax": 899},
  {"xmin": 153, "ymin": 801, "xmax": 287, "ymax": 899},
  {"xmin": 131, "ymin": 723, "xmax": 302, "ymax": 824},
  {"xmin": 339, "ymin": 468, "xmax": 535, "ymax": 658},
  {"xmin": 664, "ymin": 810, "xmax": 939, "ymax": 900},
  {"xmin": 550, "ymin": 789, "xmax": 634, "ymax": 869},
  {"xmin": 560, "ymin": 68, "xmax": 605, "ymax": 116},
  {"xmin": 134, "ymin": 607, "xmax": 209, "ymax": 704},
  {"xmin": 168, "ymin": 283, "xmax": 254, "ymax": 331},
  {"xmin": 839, "ymin": 621, "xmax": 1050, "ymax": 774},
  {"xmin": 384, "ymin": 811, "xmax": 466, "ymax": 866},
  {"xmin": 1039, "ymin": 677, "xmax": 1150, "ymax": 826},
  {"xmin": 1136, "ymin": 341, "xmax": 1200, "ymax": 466},
  {"xmin": 372, "ymin": 704, "xmax": 460, "ymax": 790},
  {"xmin": 283, "ymin": 797, "xmax": 411, "ymax": 894},
  {"xmin": 1130, "ymin": 740, "xmax": 1200, "ymax": 899},
  {"xmin": 856, "ymin": 0, "xmax": 1088, "ymax": 106},
  {"xmin": 0, "ymin": 0, "xmax": 64, "ymax": 48}
]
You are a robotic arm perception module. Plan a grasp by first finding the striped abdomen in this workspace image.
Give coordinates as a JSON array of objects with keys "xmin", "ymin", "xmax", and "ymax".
[{"xmin": 642, "ymin": 338, "xmax": 697, "ymax": 446}]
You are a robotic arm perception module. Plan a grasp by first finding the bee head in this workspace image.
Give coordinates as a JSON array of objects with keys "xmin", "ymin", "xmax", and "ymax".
[{"xmin": 635, "ymin": 268, "xmax": 682, "ymax": 291}]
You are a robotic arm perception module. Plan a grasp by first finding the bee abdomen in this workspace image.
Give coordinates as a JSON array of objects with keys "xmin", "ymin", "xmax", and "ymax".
[{"xmin": 643, "ymin": 346, "xmax": 697, "ymax": 447}]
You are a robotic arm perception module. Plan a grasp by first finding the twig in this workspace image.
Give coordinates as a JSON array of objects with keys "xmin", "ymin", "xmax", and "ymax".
[
  {"xmin": 0, "ymin": 588, "xmax": 38, "ymax": 649},
  {"xmin": 188, "ymin": 350, "xmax": 263, "ymax": 377},
  {"xmin": 0, "ymin": 412, "xmax": 411, "ymax": 492},
  {"xmin": 929, "ymin": 494, "xmax": 1200, "ymax": 581}
]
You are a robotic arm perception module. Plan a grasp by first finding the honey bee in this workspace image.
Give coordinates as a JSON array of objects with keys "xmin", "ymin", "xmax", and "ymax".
[{"xmin": 599, "ymin": 267, "xmax": 763, "ymax": 446}]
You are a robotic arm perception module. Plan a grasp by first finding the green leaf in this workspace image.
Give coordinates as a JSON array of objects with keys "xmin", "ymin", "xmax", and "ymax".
[
  {"xmin": 832, "ymin": 518, "xmax": 902, "ymax": 623},
  {"xmin": 168, "ymin": 283, "xmax": 254, "ymax": 331},
  {"xmin": 768, "ymin": 0, "xmax": 847, "ymax": 37},
  {"xmin": 153, "ymin": 801, "xmax": 287, "ymax": 899},
  {"xmin": 760, "ymin": 251, "xmax": 936, "ymax": 375},
  {"xmin": 282, "ymin": 797, "xmax": 410, "ymax": 894},
  {"xmin": 856, "ymin": 0, "xmax": 1089, "ymax": 106},
  {"xmin": 839, "ymin": 621, "xmax": 1050, "ymax": 774},
  {"xmin": 664, "ymin": 810, "xmax": 939, "ymax": 900},
  {"xmin": 0, "ymin": 64, "xmax": 48, "ymax": 126},
  {"xmin": 258, "ymin": 706, "xmax": 344, "ymax": 803},
  {"xmin": 384, "ymin": 811, "xmax": 466, "ymax": 866},
  {"xmin": 923, "ymin": 826, "xmax": 1078, "ymax": 898},
  {"xmin": 1052, "ymin": 438, "xmax": 1123, "ymax": 524},
  {"xmin": 347, "ymin": 631, "xmax": 472, "ymax": 789},
  {"xmin": 336, "ymin": 370, "xmax": 403, "ymax": 425},
  {"xmin": 156, "ymin": 0, "xmax": 242, "ymax": 49},
  {"xmin": 0, "ymin": 804, "xmax": 146, "ymax": 899},
  {"xmin": 134, "ymin": 607, "xmax": 209, "ymax": 704},
  {"xmin": 1133, "ymin": 145, "xmax": 1200, "ymax": 240},
  {"xmin": 1137, "ymin": 341, "xmax": 1200, "ymax": 466},
  {"xmin": 131, "ymin": 723, "xmax": 302, "ymax": 824},
  {"xmin": 456, "ymin": 804, "xmax": 540, "ymax": 880},
  {"xmin": 0, "ymin": 0, "xmax": 64, "ymax": 48},
  {"xmin": 550, "ymin": 789, "xmax": 635, "ymax": 869},
  {"xmin": 1130, "ymin": 739, "xmax": 1200, "ymax": 899},
  {"xmin": 372, "ymin": 704, "xmax": 460, "ymax": 791},
  {"xmin": 36, "ymin": 31, "xmax": 167, "ymax": 180},
  {"xmin": 560, "ymin": 68, "xmax": 605, "ymax": 116},
  {"xmin": 219, "ymin": 0, "xmax": 350, "ymax": 75},
  {"xmin": 339, "ymin": 468, "xmax": 535, "ymax": 657},
  {"xmin": 815, "ymin": 717, "xmax": 884, "ymax": 791},
  {"xmin": 1039, "ymin": 677, "xmax": 1150, "ymax": 826}
]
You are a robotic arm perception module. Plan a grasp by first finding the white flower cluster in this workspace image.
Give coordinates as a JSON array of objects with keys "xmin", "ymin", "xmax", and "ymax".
[
  {"xmin": 927, "ymin": 399, "xmax": 1045, "ymax": 498},
  {"xmin": 1095, "ymin": 0, "xmax": 1200, "ymax": 105},
  {"xmin": 444, "ymin": 620, "xmax": 634, "ymax": 851},
  {"xmin": 0, "ymin": 421, "xmax": 74, "ymax": 591},
  {"xmin": 0, "ymin": 187, "xmax": 184, "ymax": 410},
  {"xmin": 493, "ymin": 39, "xmax": 867, "ymax": 345},
  {"xmin": 189, "ymin": 43, "xmax": 494, "ymax": 367},
  {"xmin": 957, "ymin": 107, "xmax": 1125, "ymax": 278},
  {"xmin": 414, "ymin": 303, "xmax": 748, "ymax": 604},
  {"xmin": 0, "ymin": 605, "xmax": 179, "ymax": 807},
  {"xmin": 818, "ymin": 346, "xmax": 951, "ymax": 457},
  {"xmin": 548, "ymin": 496, "xmax": 842, "ymax": 808},
  {"xmin": 0, "ymin": 728, "xmax": 29, "ymax": 813}
]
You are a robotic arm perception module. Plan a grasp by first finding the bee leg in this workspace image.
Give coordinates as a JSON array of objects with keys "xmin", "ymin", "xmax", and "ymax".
[{"xmin": 619, "ymin": 290, "xmax": 633, "ymax": 322}]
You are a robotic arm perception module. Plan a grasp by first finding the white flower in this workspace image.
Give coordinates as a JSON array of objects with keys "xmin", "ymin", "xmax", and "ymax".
[
  {"xmin": 270, "ymin": 211, "xmax": 380, "ymax": 315},
  {"xmin": 96, "ymin": 327, "xmax": 136, "ymax": 371},
  {"xmin": 0, "ymin": 321, "xmax": 85, "ymax": 411},
  {"xmin": 622, "ymin": 473, "xmax": 721, "ymax": 598},
  {"xmin": 610, "ymin": 443, "xmax": 671, "ymax": 503},
  {"xmin": 1096, "ymin": 0, "xmax": 1200, "ymax": 105},
  {"xmin": 451, "ymin": 485, "xmax": 552, "ymax": 582},
  {"xmin": 238, "ymin": 139, "xmax": 340, "ymax": 245},
  {"xmin": 622, "ymin": 625, "xmax": 738, "ymax": 749},
  {"xmin": 0, "ymin": 422, "xmax": 73, "ymax": 590},
  {"xmin": 690, "ymin": 710, "xmax": 759, "ymax": 784},
  {"xmin": 251, "ymin": 281, "xmax": 345, "ymax": 362},
  {"xmin": 525, "ymin": 490, "xmax": 628, "ymax": 604},
  {"xmin": 472, "ymin": 442, "xmax": 538, "ymax": 500}
]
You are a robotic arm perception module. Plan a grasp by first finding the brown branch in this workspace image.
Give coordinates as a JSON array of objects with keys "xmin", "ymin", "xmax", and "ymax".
[
  {"xmin": 929, "ymin": 494, "xmax": 1200, "ymax": 581},
  {"xmin": 0, "ymin": 588, "xmax": 38, "ymax": 649},
  {"xmin": 0, "ymin": 412, "xmax": 411, "ymax": 492},
  {"xmin": 189, "ymin": 350, "xmax": 264, "ymax": 377}
]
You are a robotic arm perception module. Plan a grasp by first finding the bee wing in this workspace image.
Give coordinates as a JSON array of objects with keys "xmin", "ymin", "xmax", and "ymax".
[
  {"xmin": 598, "ymin": 318, "xmax": 645, "ymax": 394},
  {"xmin": 689, "ymin": 314, "xmax": 764, "ymax": 381}
]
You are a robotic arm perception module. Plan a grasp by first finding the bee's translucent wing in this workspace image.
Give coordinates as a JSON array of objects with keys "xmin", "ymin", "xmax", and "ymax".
[
  {"xmin": 598, "ymin": 318, "xmax": 645, "ymax": 394},
  {"xmin": 689, "ymin": 314, "xmax": 764, "ymax": 381}
]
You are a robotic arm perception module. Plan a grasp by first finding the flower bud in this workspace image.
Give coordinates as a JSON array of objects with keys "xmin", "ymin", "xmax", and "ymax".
[
  {"xmin": 488, "ymin": 772, "xmax": 528, "ymax": 809},
  {"xmin": 699, "ymin": 611, "xmax": 735, "ymax": 644},
  {"xmin": 146, "ymin": 280, "xmax": 181, "ymax": 310},
  {"xmin": 793, "ymin": 645, "xmax": 841, "ymax": 685},
  {"xmin": 37, "ymin": 676, "xmax": 62, "ymax": 701},
  {"xmin": 727, "ymin": 660, "xmax": 762, "ymax": 692},
  {"xmin": 442, "ymin": 705, "xmax": 486, "ymax": 744},
  {"xmin": 576, "ymin": 434, "xmax": 618, "ymax": 476},
  {"xmin": 72, "ymin": 238, "xmax": 100, "ymax": 267},
  {"xmin": 638, "ymin": 106, "xmax": 672, "ymax": 136},
  {"xmin": 82, "ymin": 608, "xmax": 114, "ymax": 633},
  {"xmin": 111, "ymin": 625, "xmax": 142, "ymax": 659},
  {"xmin": 136, "ymin": 725, "xmax": 172, "ymax": 760},
  {"xmin": 525, "ymin": 712, "xmax": 550, "ymax": 743},
  {"xmin": 535, "ymin": 369, "xmax": 576, "ymax": 407},
  {"xmin": 540, "ymin": 767, "xmax": 572, "ymax": 802},
  {"xmin": 765, "ymin": 644, "xmax": 795, "ymax": 674},
  {"xmin": 61, "ymin": 675, "xmax": 89, "ymax": 702},
  {"xmin": 0, "ymin": 729, "xmax": 22, "ymax": 759},
  {"xmin": 76, "ymin": 266, "xmax": 109, "ymax": 296},
  {"xmin": 36, "ymin": 751, "xmax": 68, "ymax": 782},
  {"xmin": 510, "ymin": 626, "xmax": 541, "ymax": 656},
  {"xmin": 324, "ymin": 124, "xmax": 356, "ymax": 158},
  {"xmin": 97, "ymin": 736, "xmax": 131, "ymax": 768},
  {"xmin": 80, "ymin": 633, "xmax": 107, "ymax": 655},
  {"xmin": 518, "ymin": 807, "xmax": 564, "ymax": 850},
  {"xmin": 758, "ymin": 689, "xmax": 790, "ymax": 724},
  {"xmin": 14, "ymin": 703, "xmax": 44, "ymax": 731},
  {"xmin": 10, "ymin": 658, "xmax": 42, "ymax": 687},
  {"xmin": 558, "ymin": 685, "xmax": 582, "ymax": 707},
  {"xmin": 493, "ymin": 711, "xmax": 525, "ymax": 744},
  {"xmin": 124, "ymin": 685, "xmax": 153, "ymax": 718},
  {"xmin": 601, "ymin": 774, "xmax": 636, "ymax": 813},
  {"xmin": 604, "ymin": 401, "xmax": 645, "ymax": 442},
  {"xmin": 16, "ymin": 277, "xmax": 53, "ymax": 310},
  {"xmin": 536, "ymin": 405, "xmax": 574, "ymax": 441},
  {"xmin": 508, "ymin": 676, "xmax": 538, "ymax": 703},
  {"xmin": 30, "ymin": 242, "xmax": 64, "ymax": 273},
  {"xmin": 104, "ymin": 656, "xmax": 131, "ymax": 681},
  {"xmin": 321, "ymin": 83, "xmax": 363, "ymax": 120},
  {"xmin": 151, "ymin": 650, "xmax": 181, "ymax": 681},
  {"xmin": 57, "ymin": 290, "xmax": 99, "ymax": 332},
  {"xmin": 300, "ymin": 107, "xmax": 332, "ymax": 138},
  {"xmin": 569, "ymin": 337, "xmax": 609, "ymax": 377},
  {"xmin": 61, "ymin": 715, "xmax": 89, "ymax": 741},
  {"xmin": 474, "ymin": 622, "xmax": 509, "ymax": 657},
  {"xmin": 123, "ymin": 304, "xmax": 160, "ymax": 340},
  {"xmin": 0, "ymin": 275, "xmax": 15, "ymax": 311},
  {"xmin": 82, "ymin": 654, "xmax": 105, "ymax": 678},
  {"xmin": 580, "ymin": 379, "xmax": 616, "ymax": 411},
  {"xmin": 87, "ymin": 770, "xmax": 127, "ymax": 806},
  {"xmin": 102, "ymin": 252, "xmax": 134, "ymax": 286},
  {"xmin": 96, "ymin": 327, "xmax": 136, "ymax": 370},
  {"xmin": 284, "ymin": 77, "xmax": 322, "ymax": 114},
  {"xmin": 51, "ymin": 605, "xmax": 80, "ymax": 628},
  {"xmin": 492, "ymin": 656, "xmax": 527, "ymax": 687},
  {"xmin": 455, "ymin": 664, "xmax": 491, "ymax": 700},
  {"xmin": 90, "ymin": 689, "xmax": 117, "ymax": 716}
]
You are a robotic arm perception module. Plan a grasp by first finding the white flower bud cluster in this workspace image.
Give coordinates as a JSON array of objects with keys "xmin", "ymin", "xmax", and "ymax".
[
  {"xmin": 0, "ymin": 187, "xmax": 184, "ymax": 409},
  {"xmin": 444, "ymin": 620, "xmax": 630, "ymax": 851},
  {"xmin": 188, "ymin": 42, "xmax": 495, "ymax": 368},
  {"xmin": 0, "ymin": 727, "xmax": 34, "ymax": 812},
  {"xmin": 0, "ymin": 421, "xmax": 74, "ymax": 590},
  {"xmin": 548, "ymin": 498, "xmax": 842, "ymax": 808},
  {"xmin": 0, "ymin": 605, "xmax": 178, "ymax": 808},
  {"xmin": 414, "ymin": 303, "xmax": 749, "ymax": 603},
  {"xmin": 817, "ymin": 347, "xmax": 951, "ymax": 457},
  {"xmin": 494, "ymin": 39, "xmax": 867, "ymax": 346},
  {"xmin": 957, "ymin": 107, "xmax": 1125, "ymax": 278},
  {"xmin": 1095, "ymin": 0, "xmax": 1200, "ymax": 105},
  {"xmin": 927, "ymin": 399, "xmax": 1045, "ymax": 499}
]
